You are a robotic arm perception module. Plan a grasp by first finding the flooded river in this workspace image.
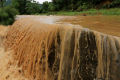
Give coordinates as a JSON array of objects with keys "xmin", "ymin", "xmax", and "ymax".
[
  {"xmin": 17, "ymin": 15, "xmax": 120, "ymax": 37},
  {"xmin": 1, "ymin": 15, "xmax": 120, "ymax": 80},
  {"xmin": 59, "ymin": 16, "xmax": 120, "ymax": 37}
]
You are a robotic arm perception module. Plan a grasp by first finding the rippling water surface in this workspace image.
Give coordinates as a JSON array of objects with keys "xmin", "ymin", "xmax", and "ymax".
[{"xmin": 59, "ymin": 16, "xmax": 120, "ymax": 37}]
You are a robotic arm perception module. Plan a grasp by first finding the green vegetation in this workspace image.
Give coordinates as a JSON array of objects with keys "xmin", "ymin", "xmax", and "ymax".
[
  {"xmin": 12, "ymin": 0, "xmax": 32, "ymax": 14},
  {"xmin": 0, "ymin": 0, "xmax": 41, "ymax": 25},
  {"xmin": 0, "ymin": 0, "xmax": 5, "ymax": 12},
  {"xmin": 0, "ymin": 5, "xmax": 19, "ymax": 25},
  {"xmin": 39, "ymin": 8, "xmax": 120, "ymax": 16},
  {"xmin": 11, "ymin": 0, "xmax": 41, "ymax": 14},
  {"xmin": 45, "ymin": 8, "xmax": 120, "ymax": 16},
  {"xmin": 0, "ymin": 0, "xmax": 19, "ymax": 25},
  {"xmin": 25, "ymin": 2, "xmax": 40, "ymax": 14},
  {"xmin": 40, "ymin": 0, "xmax": 120, "ymax": 15}
]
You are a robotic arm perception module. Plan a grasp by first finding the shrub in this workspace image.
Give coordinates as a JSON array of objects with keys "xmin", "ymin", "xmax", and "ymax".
[
  {"xmin": 4, "ymin": 5, "xmax": 19, "ymax": 18},
  {"xmin": 102, "ymin": 3, "xmax": 111, "ymax": 9},
  {"xmin": 0, "ymin": 9, "xmax": 8, "ymax": 25},
  {"xmin": 25, "ymin": 2, "xmax": 40, "ymax": 14},
  {"xmin": 68, "ymin": 4, "xmax": 74, "ymax": 10},
  {"xmin": 0, "ymin": 5, "xmax": 19, "ymax": 25},
  {"xmin": 76, "ymin": 4, "xmax": 88, "ymax": 12}
]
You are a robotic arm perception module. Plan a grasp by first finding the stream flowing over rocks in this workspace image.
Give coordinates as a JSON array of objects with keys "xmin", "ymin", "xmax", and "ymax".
[{"xmin": 3, "ymin": 17, "xmax": 120, "ymax": 80}]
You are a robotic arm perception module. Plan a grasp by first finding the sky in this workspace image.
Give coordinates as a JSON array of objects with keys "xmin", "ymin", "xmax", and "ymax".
[{"xmin": 35, "ymin": 0, "xmax": 52, "ymax": 4}]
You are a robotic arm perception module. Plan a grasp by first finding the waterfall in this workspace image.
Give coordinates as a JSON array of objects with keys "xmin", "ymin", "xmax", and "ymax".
[{"xmin": 4, "ymin": 18, "xmax": 120, "ymax": 80}]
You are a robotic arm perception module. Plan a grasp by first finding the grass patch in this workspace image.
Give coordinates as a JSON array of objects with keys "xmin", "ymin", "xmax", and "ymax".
[{"xmin": 39, "ymin": 8, "xmax": 120, "ymax": 16}]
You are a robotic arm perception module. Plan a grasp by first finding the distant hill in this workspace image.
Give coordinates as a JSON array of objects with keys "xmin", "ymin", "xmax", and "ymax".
[
  {"xmin": 4, "ymin": 0, "xmax": 12, "ymax": 6},
  {"xmin": 39, "ymin": 3, "xmax": 42, "ymax": 8},
  {"xmin": 4, "ymin": 0, "xmax": 42, "ymax": 8}
]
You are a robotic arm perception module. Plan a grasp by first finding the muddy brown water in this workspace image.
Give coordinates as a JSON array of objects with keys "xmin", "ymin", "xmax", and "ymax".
[
  {"xmin": 4, "ymin": 15, "xmax": 120, "ymax": 80},
  {"xmin": 58, "ymin": 15, "xmax": 120, "ymax": 37},
  {"xmin": 1, "ymin": 15, "xmax": 120, "ymax": 80},
  {"xmin": 17, "ymin": 15, "xmax": 120, "ymax": 37}
]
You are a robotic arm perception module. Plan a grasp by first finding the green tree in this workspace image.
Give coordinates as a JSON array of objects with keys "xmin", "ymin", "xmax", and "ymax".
[
  {"xmin": 42, "ymin": 1, "xmax": 49, "ymax": 13},
  {"xmin": 25, "ymin": 1, "xmax": 40, "ymax": 14},
  {"xmin": 48, "ymin": 2, "xmax": 55, "ymax": 11},
  {"xmin": 0, "ymin": 0, "xmax": 5, "ymax": 12},
  {"xmin": 12, "ymin": 0, "xmax": 31, "ymax": 14},
  {"xmin": 0, "ymin": 5, "xmax": 19, "ymax": 25}
]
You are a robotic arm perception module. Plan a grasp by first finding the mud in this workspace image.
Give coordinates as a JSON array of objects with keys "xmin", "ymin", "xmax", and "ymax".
[{"xmin": 4, "ymin": 17, "xmax": 120, "ymax": 80}]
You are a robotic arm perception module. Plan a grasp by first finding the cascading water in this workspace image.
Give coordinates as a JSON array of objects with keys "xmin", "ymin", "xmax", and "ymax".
[{"xmin": 4, "ymin": 18, "xmax": 120, "ymax": 80}]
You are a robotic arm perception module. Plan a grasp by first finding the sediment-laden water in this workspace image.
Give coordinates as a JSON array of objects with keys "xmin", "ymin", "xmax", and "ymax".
[
  {"xmin": 4, "ymin": 17, "xmax": 120, "ymax": 80},
  {"xmin": 58, "ymin": 16, "xmax": 120, "ymax": 37}
]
